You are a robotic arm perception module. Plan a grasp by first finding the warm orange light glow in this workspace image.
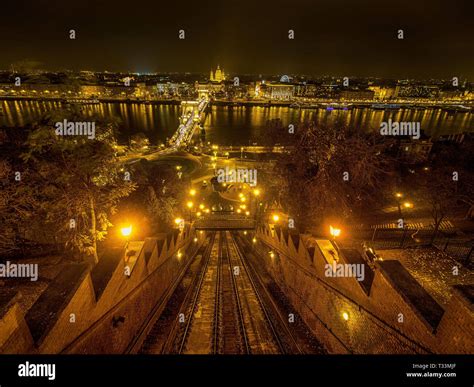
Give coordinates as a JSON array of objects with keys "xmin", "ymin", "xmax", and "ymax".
[
  {"xmin": 199, "ymin": 204, "xmax": 205, "ymax": 210},
  {"xmin": 252, "ymin": 237, "xmax": 257, "ymax": 243},
  {"xmin": 330, "ymin": 225, "xmax": 341, "ymax": 238},
  {"xmin": 121, "ymin": 225, "xmax": 132, "ymax": 237},
  {"xmin": 175, "ymin": 218, "xmax": 183, "ymax": 225},
  {"xmin": 253, "ymin": 189, "xmax": 260, "ymax": 196},
  {"xmin": 189, "ymin": 189, "xmax": 196, "ymax": 196},
  {"xmin": 395, "ymin": 192, "xmax": 403, "ymax": 198},
  {"xmin": 272, "ymin": 214, "xmax": 279, "ymax": 222},
  {"xmin": 187, "ymin": 201, "xmax": 193, "ymax": 209},
  {"xmin": 403, "ymin": 202, "xmax": 413, "ymax": 209}
]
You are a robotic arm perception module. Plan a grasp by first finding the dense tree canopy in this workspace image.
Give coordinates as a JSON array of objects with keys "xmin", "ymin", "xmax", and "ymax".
[{"xmin": 261, "ymin": 118, "xmax": 397, "ymax": 232}]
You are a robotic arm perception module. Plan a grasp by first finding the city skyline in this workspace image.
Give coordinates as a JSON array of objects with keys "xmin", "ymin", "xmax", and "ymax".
[
  {"xmin": 0, "ymin": 0, "xmax": 472, "ymax": 381},
  {"xmin": 1, "ymin": 0, "xmax": 473, "ymax": 78}
]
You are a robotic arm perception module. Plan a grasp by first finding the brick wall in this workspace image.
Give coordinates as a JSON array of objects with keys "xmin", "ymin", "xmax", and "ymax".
[
  {"xmin": 256, "ymin": 225, "xmax": 473, "ymax": 354},
  {"xmin": 0, "ymin": 228, "xmax": 205, "ymax": 354}
]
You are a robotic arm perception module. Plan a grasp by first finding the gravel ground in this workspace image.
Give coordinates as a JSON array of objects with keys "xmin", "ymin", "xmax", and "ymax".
[{"xmin": 377, "ymin": 247, "xmax": 473, "ymax": 306}]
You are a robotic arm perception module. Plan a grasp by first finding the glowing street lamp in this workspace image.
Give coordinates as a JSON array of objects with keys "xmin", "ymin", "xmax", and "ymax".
[
  {"xmin": 189, "ymin": 189, "xmax": 196, "ymax": 196},
  {"xmin": 187, "ymin": 201, "xmax": 194, "ymax": 209},
  {"xmin": 395, "ymin": 193, "xmax": 403, "ymax": 217},
  {"xmin": 120, "ymin": 225, "xmax": 133, "ymax": 262},
  {"xmin": 253, "ymin": 189, "xmax": 260, "ymax": 197},
  {"xmin": 272, "ymin": 214, "xmax": 279, "ymax": 222},
  {"xmin": 403, "ymin": 202, "xmax": 413, "ymax": 209},
  {"xmin": 121, "ymin": 225, "xmax": 132, "ymax": 238},
  {"xmin": 329, "ymin": 225, "xmax": 341, "ymax": 240},
  {"xmin": 175, "ymin": 218, "xmax": 185, "ymax": 231}
]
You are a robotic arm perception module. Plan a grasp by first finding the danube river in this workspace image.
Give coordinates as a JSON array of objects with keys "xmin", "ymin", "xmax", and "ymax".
[{"xmin": 1, "ymin": 100, "xmax": 472, "ymax": 145}]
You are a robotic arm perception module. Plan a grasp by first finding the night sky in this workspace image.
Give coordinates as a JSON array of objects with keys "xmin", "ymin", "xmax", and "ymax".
[{"xmin": 1, "ymin": 0, "xmax": 473, "ymax": 78}]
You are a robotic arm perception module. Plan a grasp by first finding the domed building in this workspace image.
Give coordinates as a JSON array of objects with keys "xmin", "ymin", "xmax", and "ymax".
[{"xmin": 210, "ymin": 65, "xmax": 226, "ymax": 83}]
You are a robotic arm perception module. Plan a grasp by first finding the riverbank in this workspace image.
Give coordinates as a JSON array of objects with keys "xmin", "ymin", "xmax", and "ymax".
[{"xmin": 0, "ymin": 95, "xmax": 472, "ymax": 110}]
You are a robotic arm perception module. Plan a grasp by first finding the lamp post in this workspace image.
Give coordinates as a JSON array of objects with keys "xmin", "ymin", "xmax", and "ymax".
[
  {"xmin": 187, "ymin": 201, "xmax": 194, "ymax": 222},
  {"xmin": 329, "ymin": 225, "xmax": 341, "ymax": 242},
  {"xmin": 395, "ymin": 192, "xmax": 403, "ymax": 218},
  {"xmin": 175, "ymin": 218, "xmax": 184, "ymax": 232},
  {"xmin": 252, "ymin": 188, "xmax": 261, "ymax": 220},
  {"xmin": 402, "ymin": 201, "xmax": 413, "ymax": 226},
  {"xmin": 120, "ymin": 225, "xmax": 133, "ymax": 262}
]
